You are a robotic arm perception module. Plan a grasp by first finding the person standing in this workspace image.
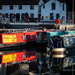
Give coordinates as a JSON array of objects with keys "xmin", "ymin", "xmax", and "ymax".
[
  {"xmin": 0, "ymin": 14, "xmax": 2, "ymax": 22},
  {"xmin": 2, "ymin": 15, "xmax": 5, "ymax": 23}
]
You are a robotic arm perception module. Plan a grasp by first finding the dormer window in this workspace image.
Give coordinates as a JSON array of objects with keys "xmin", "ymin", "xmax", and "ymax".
[{"xmin": 43, "ymin": 5, "xmax": 45, "ymax": 8}]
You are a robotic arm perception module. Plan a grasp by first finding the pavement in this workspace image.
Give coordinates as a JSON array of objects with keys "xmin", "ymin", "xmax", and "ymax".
[
  {"xmin": 9, "ymin": 22, "xmax": 75, "ymax": 31},
  {"xmin": 29, "ymin": 71, "xmax": 60, "ymax": 75}
]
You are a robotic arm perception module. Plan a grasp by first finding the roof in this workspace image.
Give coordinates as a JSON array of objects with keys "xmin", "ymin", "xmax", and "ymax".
[
  {"xmin": 43, "ymin": 0, "xmax": 66, "ymax": 4},
  {"xmin": 0, "ymin": 0, "xmax": 40, "ymax": 5},
  {"xmin": 57, "ymin": 0, "xmax": 66, "ymax": 3}
]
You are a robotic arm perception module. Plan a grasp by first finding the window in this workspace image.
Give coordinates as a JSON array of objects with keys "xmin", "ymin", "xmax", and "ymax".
[
  {"xmin": 35, "ymin": 34, "xmax": 37, "ymax": 39},
  {"xmin": 39, "ymin": 6, "xmax": 41, "ymax": 12},
  {"xmin": 10, "ymin": 5, "xmax": 13, "ymax": 10},
  {"xmin": 50, "ymin": 13, "xmax": 54, "ymax": 20},
  {"xmin": 19, "ymin": 5, "xmax": 22, "ymax": 10},
  {"xmin": 22, "ymin": 35, "xmax": 26, "ymax": 40},
  {"xmin": 43, "ymin": 5, "xmax": 45, "ymax": 8},
  {"xmin": 63, "ymin": 4, "xmax": 64, "ymax": 11},
  {"xmin": 0, "ymin": 5, "xmax": 2, "ymax": 10},
  {"xmin": 30, "ymin": 52, "xmax": 33, "ymax": 57},
  {"xmin": 31, "ymin": 35, "xmax": 33, "ymax": 39},
  {"xmin": 56, "ymin": 14, "xmax": 60, "ymax": 19},
  {"xmin": 30, "ymin": 13, "xmax": 34, "ymax": 18},
  {"xmin": 22, "ymin": 53, "xmax": 26, "ymax": 58},
  {"xmin": 52, "ymin": 3, "xmax": 55, "ymax": 10},
  {"xmin": 30, "ymin": 5, "xmax": 34, "ymax": 10}
]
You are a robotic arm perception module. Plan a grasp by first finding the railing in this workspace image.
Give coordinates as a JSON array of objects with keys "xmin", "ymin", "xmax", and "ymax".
[
  {"xmin": 58, "ymin": 19, "xmax": 74, "ymax": 24},
  {"xmin": 0, "ymin": 18, "xmax": 75, "ymax": 24}
]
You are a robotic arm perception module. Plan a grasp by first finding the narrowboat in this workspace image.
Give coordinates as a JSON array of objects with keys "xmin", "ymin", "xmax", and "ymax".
[
  {"xmin": 36, "ymin": 30, "xmax": 75, "ymax": 53},
  {"xmin": 48, "ymin": 34, "xmax": 75, "ymax": 57},
  {"xmin": 0, "ymin": 29, "xmax": 37, "ymax": 50}
]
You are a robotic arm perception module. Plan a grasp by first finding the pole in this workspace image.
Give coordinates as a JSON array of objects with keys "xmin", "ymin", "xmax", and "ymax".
[
  {"xmin": 47, "ymin": 46, "xmax": 51, "ymax": 75},
  {"xmin": 72, "ymin": 64, "xmax": 73, "ymax": 75},
  {"xmin": 72, "ymin": 0, "xmax": 74, "ymax": 24},
  {"xmin": 56, "ymin": 23, "xmax": 57, "ymax": 30}
]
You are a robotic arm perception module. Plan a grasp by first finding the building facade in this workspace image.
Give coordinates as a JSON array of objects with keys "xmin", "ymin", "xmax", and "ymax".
[
  {"xmin": 0, "ymin": 5, "xmax": 38, "ymax": 21},
  {"xmin": 41, "ymin": 0, "xmax": 66, "ymax": 21},
  {"xmin": 0, "ymin": 0, "xmax": 66, "ymax": 22}
]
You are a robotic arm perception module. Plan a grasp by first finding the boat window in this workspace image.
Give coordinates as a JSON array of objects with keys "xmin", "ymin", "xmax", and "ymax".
[
  {"xmin": 35, "ymin": 34, "xmax": 37, "ymax": 38},
  {"xmin": 57, "ymin": 41, "xmax": 62, "ymax": 47},
  {"xmin": 30, "ymin": 52, "xmax": 33, "ymax": 57},
  {"xmin": 31, "ymin": 35, "xmax": 33, "ymax": 39},
  {"xmin": 22, "ymin": 35, "xmax": 26, "ymax": 40},
  {"xmin": 52, "ymin": 37, "xmax": 63, "ymax": 48},
  {"xmin": 22, "ymin": 53, "xmax": 26, "ymax": 58}
]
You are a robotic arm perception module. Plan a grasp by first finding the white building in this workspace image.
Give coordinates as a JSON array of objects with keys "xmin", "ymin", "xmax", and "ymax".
[
  {"xmin": 41, "ymin": 0, "xmax": 66, "ymax": 21},
  {"xmin": 0, "ymin": 0, "xmax": 66, "ymax": 22},
  {"xmin": 0, "ymin": 0, "xmax": 40, "ymax": 21}
]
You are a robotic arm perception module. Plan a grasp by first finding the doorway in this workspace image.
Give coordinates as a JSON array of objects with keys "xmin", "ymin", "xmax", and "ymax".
[
  {"xmin": 16, "ymin": 13, "xmax": 20, "ymax": 21},
  {"xmin": 38, "ymin": 14, "xmax": 41, "ymax": 22}
]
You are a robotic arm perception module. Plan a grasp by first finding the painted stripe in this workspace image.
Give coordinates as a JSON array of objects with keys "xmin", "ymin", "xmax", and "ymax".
[
  {"xmin": 52, "ymin": 48, "xmax": 66, "ymax": 51},
  {"xmin": 52, "ymin": 55, "xmax": 66, "ymax": 58}
]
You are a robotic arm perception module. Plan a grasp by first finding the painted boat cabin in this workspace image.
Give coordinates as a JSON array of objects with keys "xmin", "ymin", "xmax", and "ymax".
[{"xmin": 0, "ymin": 32, "xmax": 37, "ymax": 44}]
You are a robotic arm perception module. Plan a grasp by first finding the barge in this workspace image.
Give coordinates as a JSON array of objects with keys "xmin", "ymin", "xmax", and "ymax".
[{"xmin": 0, "ymin": 29, "xmax": 37, "ymax": 50}]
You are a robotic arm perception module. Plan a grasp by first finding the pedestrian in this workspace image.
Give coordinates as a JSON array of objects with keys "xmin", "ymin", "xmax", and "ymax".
[
  {"xmin": 11, "ymin": 16, "xmax": 13, "ymax": 22},
  {"xmin": 2, "ymin": 15, "xmax": 5, "ymax": 22},
  {"xmin": 0, "ymin": 14, "xmax": 2, "ymax": 22},
  {"xmin": 62, "ymin": 16, "xmax": 65, "ymax": 24}
]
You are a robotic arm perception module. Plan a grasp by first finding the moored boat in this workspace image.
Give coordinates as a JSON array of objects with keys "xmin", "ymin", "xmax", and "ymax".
[
  {"xmin": 48, "ymin": 34, "xmax": 75, "ymax": 57},
  {"xmin": 0, "ymin": 29, "xmax": 37, "ymax": 50}
]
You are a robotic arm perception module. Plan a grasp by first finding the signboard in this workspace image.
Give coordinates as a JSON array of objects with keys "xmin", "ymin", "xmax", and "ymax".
[
  {"xmin": 54, "ymin": 19, "xmax": 59, "ymax": 29},
  {"xmin": 3, "ymin": 35, "xmax": 17, "ymax": 43},
  {"xmin": 64, "ymin": 36, "xmax": 72, "ymax": 47},
  {"xmin": 63, "ymin": 57, "xmax": 75, "ymax": 68},
  {"xmin": 54, "ymin": 19, "xmax": 59, "ymax": 24}
]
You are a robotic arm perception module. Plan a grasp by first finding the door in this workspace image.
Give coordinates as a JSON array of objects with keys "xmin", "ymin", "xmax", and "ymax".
[{"xmin": 16, "ymin": 13, "xmax": 20, "ymax": 21}]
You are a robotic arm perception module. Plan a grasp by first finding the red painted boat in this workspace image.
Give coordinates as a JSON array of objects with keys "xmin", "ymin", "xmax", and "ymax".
[{"xmin": 0, "ymin": 29, "xmax": 37, "ymax": 50}]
